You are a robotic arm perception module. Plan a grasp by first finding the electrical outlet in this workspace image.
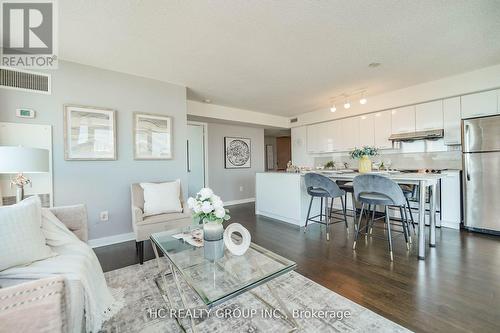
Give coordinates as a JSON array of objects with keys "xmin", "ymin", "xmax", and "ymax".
[
  {"xmin": 239, "ymin": 186, "xmax": 244, "ymax": 192},
  {"xmin": 100, "ymin": 211, "xmax": 109, "ymax": 222}
]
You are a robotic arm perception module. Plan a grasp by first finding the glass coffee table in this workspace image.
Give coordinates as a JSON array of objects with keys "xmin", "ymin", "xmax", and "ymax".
[{"xmin": 150, "ymin": 225, "xmax": 298, "ymax": 332}]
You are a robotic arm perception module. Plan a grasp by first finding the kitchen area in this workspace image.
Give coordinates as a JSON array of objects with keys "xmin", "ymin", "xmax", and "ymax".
[{"xmin": 256, "ymin": 88, "xmax": 500, "ymax": 250}]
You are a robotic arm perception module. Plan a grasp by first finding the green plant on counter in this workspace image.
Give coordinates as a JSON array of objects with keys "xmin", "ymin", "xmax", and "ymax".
[
  {"xmin": 349, "ymin": 146, "xmax": 378, "ymax": 159},
  {"xmin": 324, "ymin": 161, "xmax": 335, "ymax": 169}
]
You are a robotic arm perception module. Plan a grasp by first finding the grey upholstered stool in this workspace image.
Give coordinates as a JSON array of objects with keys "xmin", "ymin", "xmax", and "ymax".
[
  {"xmin": 352, "ymin": 174, "xmax": 411, "ymax": 261},
  {"xmin": 304, "ymin": 173, "xmax": 348, "ymax": 241}
]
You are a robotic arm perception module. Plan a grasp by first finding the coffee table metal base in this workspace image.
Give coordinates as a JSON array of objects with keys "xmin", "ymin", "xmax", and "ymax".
[{"xmin": 151, "ymin": 242, "xmax": 299, "ymax": 333}]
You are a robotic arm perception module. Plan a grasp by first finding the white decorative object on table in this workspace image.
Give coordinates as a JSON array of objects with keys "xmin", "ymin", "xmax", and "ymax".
[
  {"xmin": 187, "ymin": 187, "xmax": 231, "ymax": 261},
  {"xmin": 223, "ymin": 223, "xmax": 251, "ymax": 256}
]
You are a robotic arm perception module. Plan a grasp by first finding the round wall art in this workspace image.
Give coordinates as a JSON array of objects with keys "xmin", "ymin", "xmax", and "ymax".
[{"xmin": 224, "ymin": 137, "xmax": 251, "ymax": 168}]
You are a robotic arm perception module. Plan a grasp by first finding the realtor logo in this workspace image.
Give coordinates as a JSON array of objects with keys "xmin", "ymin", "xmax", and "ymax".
[{"xmin": 1, "ymin": 0, "xmax": 58, "ymax": 68}]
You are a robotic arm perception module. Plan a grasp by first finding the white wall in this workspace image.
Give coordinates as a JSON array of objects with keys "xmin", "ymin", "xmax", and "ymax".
[
  {"xmin": 0, "ymin": 61, "xmax": 188, "ymax": 240},
  {"xmin": 206, "ymin": 122, "xmax": 264, "ymax": 203},
  {"xmin": 293, "ymin": 63, "xmax": 500, "ymax": 126}
]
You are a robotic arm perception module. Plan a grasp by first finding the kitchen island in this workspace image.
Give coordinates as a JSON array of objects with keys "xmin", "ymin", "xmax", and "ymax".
[{"xmin": 255, "ymin": 171, "xmax": 443, "ymax": 260}]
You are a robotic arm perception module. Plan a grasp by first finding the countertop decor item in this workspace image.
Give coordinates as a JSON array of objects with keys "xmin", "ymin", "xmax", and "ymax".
[
  {"xmin": 350, "ymin": 146, "xmax": 378, "ymax": 173},
  {"xmin": 0, "ymin": 146, "xmax": 49, "ymax": 202},
  {"xmin": 187, "ymin": 187, "xmax": 230, "ymax": 260},
  {"xmin": 223, "ymin": 223, "xmax": 251, "ymax": 255}
]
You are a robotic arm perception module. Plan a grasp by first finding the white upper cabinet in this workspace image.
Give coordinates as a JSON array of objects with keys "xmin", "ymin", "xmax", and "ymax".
[
  {"xmin": 306, "ymin": 123, "xmax": 322, "ymax": 153},
  {"xmin": 374, "ymin": 111, "xmax": 393, "ymax": 149},
  {"xmin": 329, "ymin": 120, "xmax": 342, "ymax": 151},
  {"xmin": 341, "ymin": 117, "xmax": 360, "ymax": 151},
  {"xmin": 461, "ymin": 90, "xmax": 499, "ymax": 119},
  {"xmin": 443, "ymin": 97, "xmax": 461, "ymax": 145},
  {"xmin": 415, "ymin": 100, "xmax": 443, "ymax": 131},
  {"xmin": 306, "ymin": 121, "xmax": 335, "ymax": 153},
  {"xmin": 358, "ymin": 114, "xmax": 375, "ymax": 147},
  {"xmin": 391, "ymin": 105, "xmax": 416, "ymax": 134}
]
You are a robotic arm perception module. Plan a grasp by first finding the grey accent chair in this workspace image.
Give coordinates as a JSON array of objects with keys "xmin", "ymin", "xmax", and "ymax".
[
  {"xmin": 352, "ymin": 174, "xmax": 411, "ymax": 261},
  {"xmin": 304, "ymin": 173, "xmax": 348, "ymax": 241},
  {"xmin": 130, "ymin": 182, "xmax": 192, "ymax": 264}
]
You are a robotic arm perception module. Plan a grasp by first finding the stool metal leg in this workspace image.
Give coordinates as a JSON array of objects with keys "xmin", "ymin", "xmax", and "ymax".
[
  {"xmin": 320, "ymin": 197, "xmax": 324, "ymax": 222},
  {"xmin": 325, "ymin": 197, "xmax": 330, "ymax": 241},
  {"xmin": 340, "ymin": 196, "xmax": 349, "ymax": 230},
  {"xmin": 369, "ymin": 205, "xmax": 376, "ymax": 234},
  {"xmin": 403, "ymin": 205, "xmax": 412, "ymax": 244},
  {"xmin": 304, "ymin": 196, "xmax": 313, "ymax": 233},
  {"xmin": 399, "ymin": 207, "xmax": 410, "ymax": 250},
  {"xmin": 385, "ymin": 206, "xmax": 394, "ymax": 261},
  {"xmin": 353, "ymin": 203, "xmax": 365, "ymax": 250},
  {"xmin": 406, "ymin": 198, "xmax": 416, "ymax": 233},
  {"xmin": 351, "ymin": 192, "xmax": 357, "ymax": 224}
]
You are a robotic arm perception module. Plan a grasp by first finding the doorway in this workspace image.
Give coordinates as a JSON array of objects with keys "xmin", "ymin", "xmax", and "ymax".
[
  {"xmin": 187, "ymin": 122, "xmax": 208, "ymax": 197},
  {"xmin": 276, "ymin": 136, "xmax": 292, "ymax": 170}
]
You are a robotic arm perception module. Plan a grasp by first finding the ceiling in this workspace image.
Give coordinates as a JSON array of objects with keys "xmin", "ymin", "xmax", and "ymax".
[{"xmin": 59, "ymin": 1, "xmax": 500, "ymax": 116}]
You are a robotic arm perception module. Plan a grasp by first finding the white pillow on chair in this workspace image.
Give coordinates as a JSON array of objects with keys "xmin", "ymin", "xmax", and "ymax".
[
  {"xmin": 140, "ymin": 180, "xmax": 183, "ymax": 217},
  {"xmin": 0, "ymin": 196, "xmax": 55, "ymax": 271}
]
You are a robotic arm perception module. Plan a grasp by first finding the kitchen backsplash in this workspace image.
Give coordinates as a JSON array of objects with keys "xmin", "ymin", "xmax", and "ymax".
[{"xmin": 313, "ymin": 139, "xmax": 462, "ymax": 170}]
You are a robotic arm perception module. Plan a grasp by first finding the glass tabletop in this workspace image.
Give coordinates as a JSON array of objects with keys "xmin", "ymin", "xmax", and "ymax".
[{"xmin": 150, "ymin": 225, "xmax": 296, "ymax": 307}]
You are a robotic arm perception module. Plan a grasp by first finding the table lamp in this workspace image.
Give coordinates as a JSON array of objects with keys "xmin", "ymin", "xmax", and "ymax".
[{"xmin": 0, "ymin": 146, "xmax": 49, "ymax": 202}]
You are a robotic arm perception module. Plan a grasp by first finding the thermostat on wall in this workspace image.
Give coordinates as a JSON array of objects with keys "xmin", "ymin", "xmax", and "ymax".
[{"xmin": 16, "ymin": 108, "xmax": 36, "ymax": 118}]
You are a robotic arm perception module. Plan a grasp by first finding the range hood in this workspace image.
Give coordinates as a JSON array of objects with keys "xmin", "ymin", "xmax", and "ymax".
[{"xmin": 389, "ymin": 129, "xmax": 444, "ymax": 142}]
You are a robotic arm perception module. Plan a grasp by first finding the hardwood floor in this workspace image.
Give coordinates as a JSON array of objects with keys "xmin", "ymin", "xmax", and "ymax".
[{"xmin": 94, "ymin": 203, "xmax": 500, "ymax": 333}]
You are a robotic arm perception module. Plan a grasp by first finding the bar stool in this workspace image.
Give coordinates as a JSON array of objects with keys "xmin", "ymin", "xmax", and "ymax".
[
  {"xmin": 352, "ymin": 174, "xmax": 411, "ymax": 261},
  {"xmin": 304, "ymin": 173, "xmax": 348, "ymax": 241},
  {"xmin": 335, "ymin": 181, "xmax": 357, "ymax": 225},
  {"xmin": 400, "ymin": 184, "xmax": 416, "ymax": 233}
]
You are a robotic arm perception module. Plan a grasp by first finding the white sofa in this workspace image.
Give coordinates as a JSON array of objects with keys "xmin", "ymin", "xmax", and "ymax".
[{"xmin": 0, "ymin": 204, "xmax": 88, "ymax": 332}]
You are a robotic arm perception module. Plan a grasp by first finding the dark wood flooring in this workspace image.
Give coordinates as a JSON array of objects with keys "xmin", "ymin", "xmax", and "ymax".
[{"xmin": 94, "ymin": 203, "xmax": 500, "ymax": 333}]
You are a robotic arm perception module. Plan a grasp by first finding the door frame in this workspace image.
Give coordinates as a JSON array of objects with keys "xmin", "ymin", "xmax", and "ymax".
[{"xmin": 187, "ymin": 121, "xmax": 209, "ymax": 188}]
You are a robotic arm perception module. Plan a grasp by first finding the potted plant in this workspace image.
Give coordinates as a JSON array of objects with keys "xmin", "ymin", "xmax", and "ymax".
[
  {"xmin": 349, "ymin": 146, "xmax": 378, "ymax": 173},
  {"xmin": 187, "ymin": 188, "xmax": 230, "ymax": 260},
  {"xmin": 324, "ymin": 161, "xmax": 335, "ymax": 170}
]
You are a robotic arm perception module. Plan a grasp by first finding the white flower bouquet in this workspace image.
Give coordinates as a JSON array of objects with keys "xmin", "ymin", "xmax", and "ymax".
[{"xmin": 187, "ymin": 188, "xmax": 231, "ymax": 224}]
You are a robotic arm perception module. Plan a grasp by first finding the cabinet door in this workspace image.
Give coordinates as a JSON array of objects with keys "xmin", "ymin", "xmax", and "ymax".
[
  {"xmin": 330, "ymin": 120, "xmax": 342, "ymax": 151},
  {"xmin": 358, "ymin": 114, "xmax": 375, "ymax": 147},
  {"xmin": 416, "ymin": 100, "xmax": 443, "ymax": 131},
  {"xmin": 374, "ymin": 111, "xmax": 392, "ymax": 149},
  {"xmin": 443, "ymin": 97, "xmax": 461, "ymax": 145},
  {"xmin": 306, "ymin": 124, "xmax": 319, "ymax": 153},
  {"xmin": 461, "ymin": 90, "xmax": 498, "ymax": 119},
  {"xmin": 341, "ymin": 117, "xmax": 359, "ymax": 151},
  {"xmin": 391, "ymin": 105, "xmax": 416, "ymax": 134}
]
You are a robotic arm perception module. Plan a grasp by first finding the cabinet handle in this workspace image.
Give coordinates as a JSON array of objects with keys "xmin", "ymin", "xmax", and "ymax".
[{"xmin": 464, "ymin": 154, "xmax": 470, "ymax": 181}]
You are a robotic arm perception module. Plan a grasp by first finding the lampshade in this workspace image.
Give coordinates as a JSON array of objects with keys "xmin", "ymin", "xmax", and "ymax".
[{"xmin": 0, "ymin": 146, "xmax": 49, "ymax": 174}]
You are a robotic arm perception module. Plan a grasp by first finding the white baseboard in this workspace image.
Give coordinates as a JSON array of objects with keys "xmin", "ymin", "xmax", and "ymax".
[
  {"xmin": 224, "ymin": 198, "xmax": 255, "ymax": 206},
  {"xmin": 88, "ymin": 232, "xmax": 135, "ymax": 248}
]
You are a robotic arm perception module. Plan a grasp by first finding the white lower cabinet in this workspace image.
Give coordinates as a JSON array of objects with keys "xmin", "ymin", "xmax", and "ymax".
[
  {"xmin": 440, "ymin": 170, "xmax": 462, "ymax": 229},
  {"xmin": 374, "ymin": 111, "xmax": 393, "ymax": 149},
  {"xmin": 358, "ymin": 114, "xmax": 375, "ymax": 147},
  {"xmin": 443, "ymin": 97, "xmax": 461, "ymax": 145}
]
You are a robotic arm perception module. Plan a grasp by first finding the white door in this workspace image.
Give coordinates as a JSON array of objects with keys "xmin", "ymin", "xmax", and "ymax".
[{"xmin": 187, "ymin": 123, "xmax": 206, "ymax": 197}]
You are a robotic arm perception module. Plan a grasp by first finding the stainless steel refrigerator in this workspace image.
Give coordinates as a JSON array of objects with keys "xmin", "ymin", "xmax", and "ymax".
[{"xmin": 462, "ymin": 114, "xmax": 500, "ymax": 233}]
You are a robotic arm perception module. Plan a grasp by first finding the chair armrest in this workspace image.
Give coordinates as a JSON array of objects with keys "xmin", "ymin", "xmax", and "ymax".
[
  {"xmin": 132, "ymin": 206, "xmax": 143, "ymax": 224},
  {"xmin": 49, "ymin": 204, "xmax": 88, "ymax": 242},
  {"xmin": 181, "ymin": 201, "xmax": 193, "ymax": 215}
]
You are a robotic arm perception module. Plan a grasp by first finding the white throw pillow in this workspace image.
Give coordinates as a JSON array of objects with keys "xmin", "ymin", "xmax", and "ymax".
[
  {"xmin": 140, "ymin": 180, "xmax": 183, "ymax": 217},
  {"xmin": 0, "ymin": 196, "xmax": 55, "ymax": 271}
]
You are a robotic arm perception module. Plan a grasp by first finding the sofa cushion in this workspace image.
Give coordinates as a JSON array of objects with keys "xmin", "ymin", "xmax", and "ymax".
[
  {"xmin": 140, "ymin": 180, "xmax": 183, "ymax": 217},
  {"xmin": 138, "ymin": 211, "xmax": 192, "ymax": 226},
  {"xmin": 0, "ymin": 196, "xmax": 55, "ymax": 271}
]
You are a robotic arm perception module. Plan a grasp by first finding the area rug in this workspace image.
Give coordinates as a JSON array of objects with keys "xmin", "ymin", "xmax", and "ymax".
[{"xmin": 102, "ymin": 260, "xmax": 411, "ymax": 332}]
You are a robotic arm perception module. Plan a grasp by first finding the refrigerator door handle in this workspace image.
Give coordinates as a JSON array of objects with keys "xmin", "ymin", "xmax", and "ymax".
[
  {"xmin": 464, "ymin": 124, "xmax": 470, "ymax": 153},
  {"xmin": 464, "ymin": 153, "xmax": 471, "ymax": 181}
]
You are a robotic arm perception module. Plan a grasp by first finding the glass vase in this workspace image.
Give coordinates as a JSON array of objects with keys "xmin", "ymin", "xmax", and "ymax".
[{"xmin": 203, "ymin": 222, "xmax": 224, "ymax": 261}]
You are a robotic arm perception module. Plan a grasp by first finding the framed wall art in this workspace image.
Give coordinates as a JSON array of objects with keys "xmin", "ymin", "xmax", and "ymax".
[
  {"xmin": 133, "ymin": 113, "xmax": 173, "ymax": 160},
  {"xmin": 64, "ymin": 105, "xmax": 117, "ymax": 160},
  {"xmin": 224, "ymin": 137, "xmax": 251, "ymax": 169}
]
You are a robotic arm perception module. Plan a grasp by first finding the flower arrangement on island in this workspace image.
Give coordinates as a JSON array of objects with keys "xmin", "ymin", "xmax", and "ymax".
[
  {"xmin": 349, "ymin": 146, "xmax": 378, "ymax": 159},
  {"xmin": 187, "ymin": 188, "xmax": 231, "ymax": 224}
]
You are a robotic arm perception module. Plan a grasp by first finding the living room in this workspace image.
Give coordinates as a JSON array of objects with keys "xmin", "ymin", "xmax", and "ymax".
[{"xmin": 1, "ymin": 1, "xmax": 500, "ymax": 332}]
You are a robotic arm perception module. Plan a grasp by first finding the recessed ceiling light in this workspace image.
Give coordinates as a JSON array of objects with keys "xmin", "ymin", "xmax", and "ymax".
[
  {"xmin": 203, "ymin": 99, "xmax": 212, "ymax": 103},
  {"xmin": 368, "ymin": 62, "xmax": 381, "ymax": 68}
]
